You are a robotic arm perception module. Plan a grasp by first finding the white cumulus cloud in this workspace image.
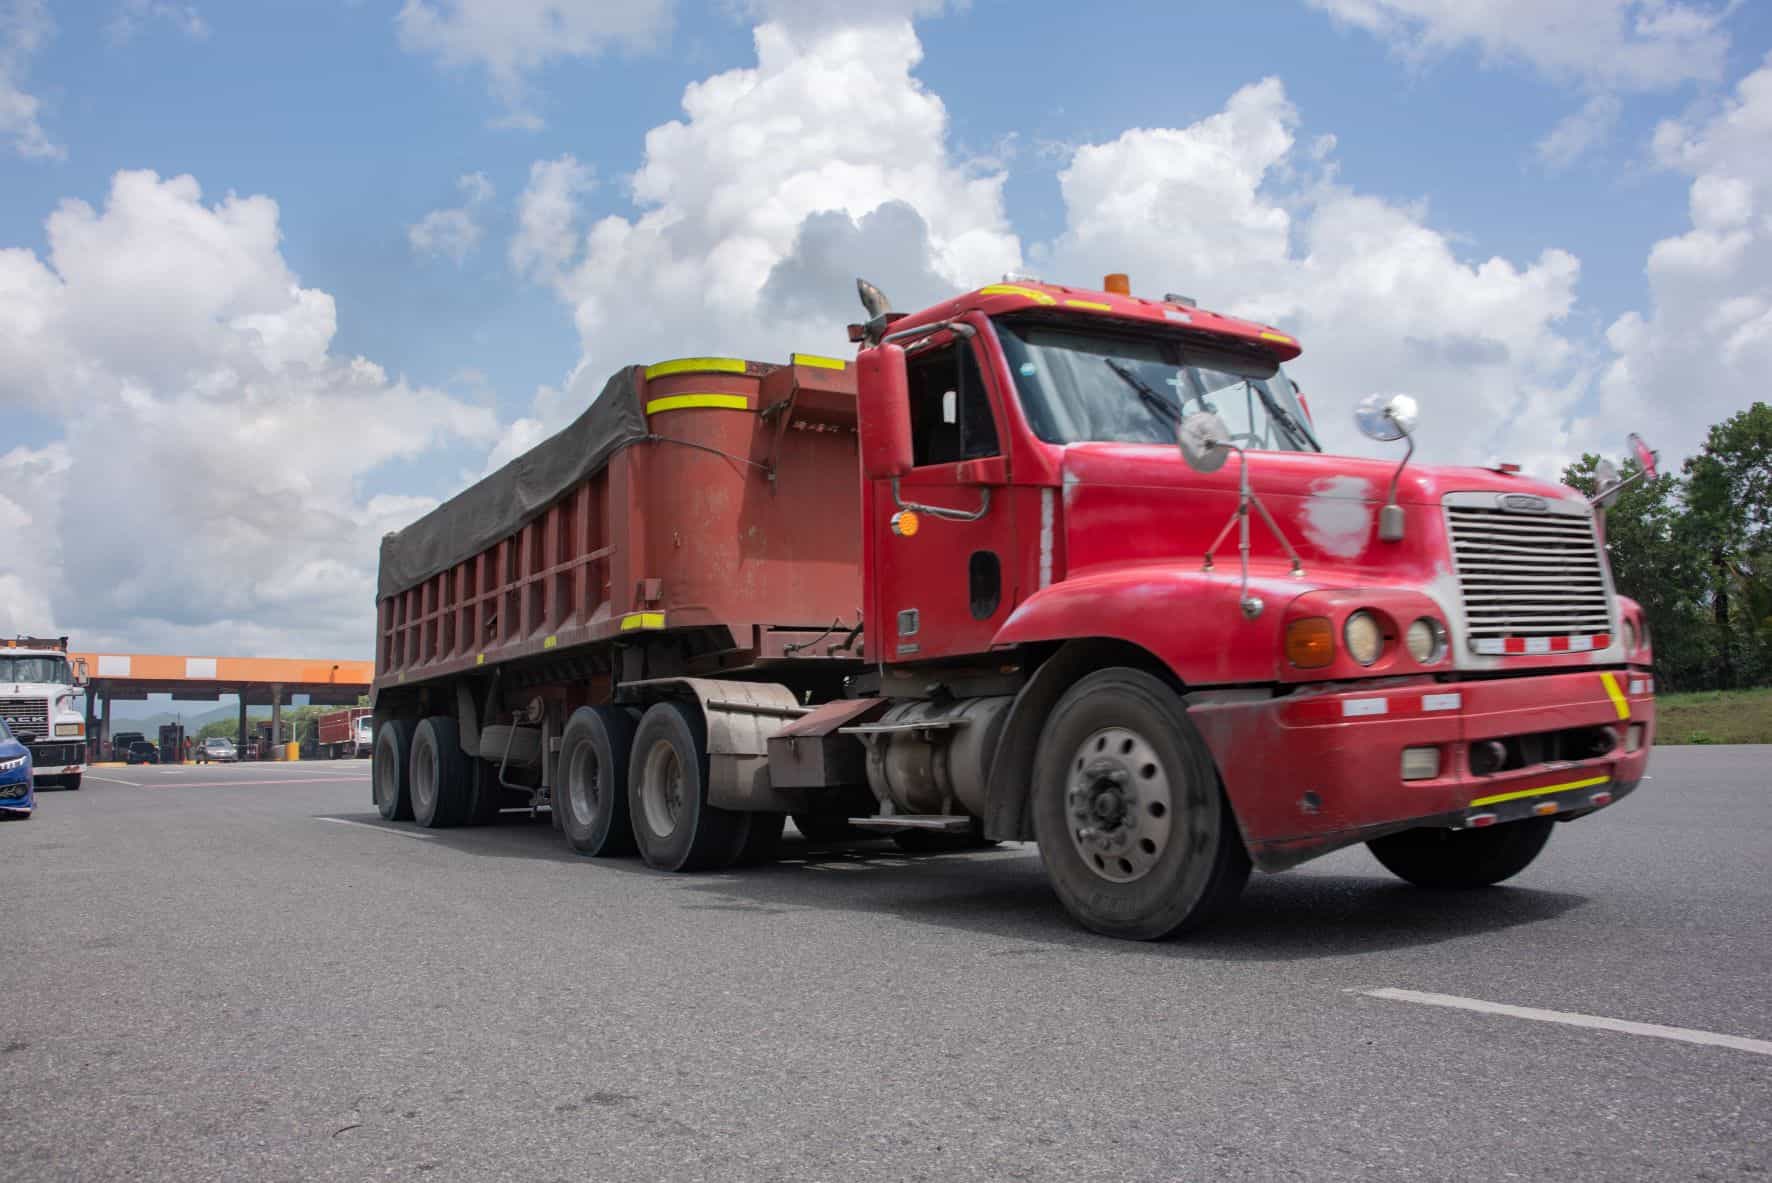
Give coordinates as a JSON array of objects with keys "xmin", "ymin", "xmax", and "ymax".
[
  {"xmin": 0, "ymin": 171, "xmax": 500, "ymax": 655},
  {"xmin": 518, "ymin": 16, "xmax": 1018, "ymax": 382},
  {"xmin": 1042, "ymin": 77, "xmax": 1586, "ymax": 471},
  {"xmin": 1595, "ymin": 54, "xmax": 1772, "ymax": 465}
]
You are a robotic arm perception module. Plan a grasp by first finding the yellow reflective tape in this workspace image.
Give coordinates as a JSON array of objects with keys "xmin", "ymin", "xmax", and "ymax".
[
  {"xmin": 1600, "ymin": 672, "xmax": 1629, "ymax": 720},
  {"xmin": 1063, "ymin": 299, "xmax": 1113, "ymax": 311},
  {"xmin": 543, "ymin": 635, "xmax": 557, "ymax": 650},
  {"xmin": 792, "ymin": 352, "xmax": 848, "ymax": 370},
  {"xmin": 978, "ymin": 284, "xmax": 1057, "ymax": 305},
  {"xmin": 1259, "ymin": 331, "xmax": 1295, "ymax": 345},
  {"xmin": 644, "ymin": 357, "xmax": 747, "ymax": 380},
  {"xmin": 1470, "ymin": 775, "xmax": 1610, "ymax": 809},
  {"xmin": 620, "ymin": 612, "xmax": 665, "ymax": 632},
  {"xmin": 645, "ymin": 393, "xmax": 752, "ymax": 415},
  {"xmin": 475, "ymin": 653, "xmax": 485, "ymax": 666}
]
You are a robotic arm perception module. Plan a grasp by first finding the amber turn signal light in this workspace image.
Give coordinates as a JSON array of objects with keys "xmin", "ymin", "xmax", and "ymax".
[{"xmin": 1286, "ymin": 617, "xmax": 1335, "ymax": 668}]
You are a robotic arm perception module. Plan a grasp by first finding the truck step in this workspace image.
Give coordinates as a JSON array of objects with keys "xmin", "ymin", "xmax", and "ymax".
[{"xmin": 847, "ymin": 814, "xmax": 971, "ymax": 832}]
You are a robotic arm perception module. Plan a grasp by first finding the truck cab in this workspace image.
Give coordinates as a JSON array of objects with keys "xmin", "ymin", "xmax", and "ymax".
[{"xmin": 0, "ymin": 636, "xmax": 88, "ymax": 790}]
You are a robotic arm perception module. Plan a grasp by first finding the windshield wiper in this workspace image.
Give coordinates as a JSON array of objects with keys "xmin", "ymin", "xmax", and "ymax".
[
  {"xmin": 1104, "ymin": 359, "xmax": 1181, "ymax": 427},
  {"xmin": 1247, "ymin": 381, "xmax": 1318, "ymax": 452}
]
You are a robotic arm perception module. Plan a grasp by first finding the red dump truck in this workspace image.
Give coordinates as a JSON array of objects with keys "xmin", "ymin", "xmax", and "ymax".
[
  {"xmin": 315, "ymin": 707, "xmax": 373, "ymax": 759},
  {"xmin": 371, "ymin": 274, "xmax": 1658, "ymax": 939}
]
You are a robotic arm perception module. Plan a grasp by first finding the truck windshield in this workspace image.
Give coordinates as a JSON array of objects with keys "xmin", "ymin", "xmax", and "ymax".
[
  {"xmin": 0, "ymin": 656, "xmax": 70, "ymax": 683},
  {"xmin": 995, "ymin": 319, "xmax": 1318, "ymax": 451}
]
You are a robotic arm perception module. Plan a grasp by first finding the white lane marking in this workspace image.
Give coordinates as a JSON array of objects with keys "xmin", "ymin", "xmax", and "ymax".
[
  {"xmin": 85, "ymin": 774, "xmax": 144, "ymax": 786},
  {"xmin": 140, "ymin": 777, "xmax": 368, "ymax": 788},
  {"xmin": 315, "ymin": 817, "xmax": 438, "ymax": 841},
  {"xmin": 1354, "ymin": 988, "xmax": 1772, "ymax": 1057}
]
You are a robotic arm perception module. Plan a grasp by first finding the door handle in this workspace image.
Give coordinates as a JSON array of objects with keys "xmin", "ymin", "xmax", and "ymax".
[{"xmin": 891, "ymin": 477, "xmax": 991, "ymax": 522}]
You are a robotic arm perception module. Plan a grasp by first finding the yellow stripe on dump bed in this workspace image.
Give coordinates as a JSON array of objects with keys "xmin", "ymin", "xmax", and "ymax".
[
  {"xmin": 644, "ymin": 357, "xmax": 747, "ymax": 380},
  {"xmin": 645, "ymin": 393, "xmax": 752, "ymax": 415},
  {"xmin": 792, "ymin": 353, "xmax": 848, "ymax": 370},
  {"xmin": 620, "ymin": 612, "xmax": 665, "ymax": 631},
  {"xmin": 1469, "ymin": 775, "xmax": 1609, "ymax": 809}
]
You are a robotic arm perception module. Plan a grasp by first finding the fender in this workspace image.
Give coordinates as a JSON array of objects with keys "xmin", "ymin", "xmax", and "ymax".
[{"xmin": 992, "ymin": 562, "xmax": 1305, "ymax": 687}]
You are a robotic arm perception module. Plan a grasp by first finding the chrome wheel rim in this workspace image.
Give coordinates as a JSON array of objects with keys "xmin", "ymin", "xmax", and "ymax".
[
  {"xmin": 1065, "ymin": 726, "xmax": 1173, "ymax": 883},
  {"xmin": 640, "ymin": 739, "xmax": 685, "ymax": 839},
  {"xmin": 566, "ymin": 743, "xmax": 601, "ymax": 829}
]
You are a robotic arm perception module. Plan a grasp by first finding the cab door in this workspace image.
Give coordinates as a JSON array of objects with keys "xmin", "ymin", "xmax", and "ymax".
[{"xmin": 871, "ymin": 330, "xmax": 1018, "ymax": 664}]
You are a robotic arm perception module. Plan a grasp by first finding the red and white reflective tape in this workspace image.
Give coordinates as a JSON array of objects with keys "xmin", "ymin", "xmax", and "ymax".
[{"xmin": 1471, "ymin": 633, "xmax": 1611, "ymax": 656}]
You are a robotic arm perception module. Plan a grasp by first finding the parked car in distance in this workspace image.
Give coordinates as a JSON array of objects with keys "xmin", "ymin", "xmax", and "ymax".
[
  {"xmin": 0, "ymin": 718, "xmax": 33, "ymax": 819},
  {"xmin": 125, "ymin": 741, "xmax": 160, "ymax": 765},
  {"xmin": 110, "ymin": 731, "xmax": 146, "ymax": 761},
  {"xmin": 197, "ymin": 737, "xmax": 237, "ymax": 763}
]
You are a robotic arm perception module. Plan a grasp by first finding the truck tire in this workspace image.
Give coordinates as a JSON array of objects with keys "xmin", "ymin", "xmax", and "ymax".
[
  {"xmin": 1031, "ymin": 668, "xmax": 1250, "ymax": 940},
  {"xmin": 373, "ymin": 719, "xmax": 415, "ymax": 821},
  {"xmin": 409, "ymin": 717, "xmax": 471, "ymax": 829},
  {"xmin": 733, "ymin": 812, "xmax": 785, "ymax": 866},
  {"xmin": 1367, "ymin": 818, "xmax": 1555, "ymax": 889},
  {"xmin": 627, "ymin": 701, "xmax": 745, "ymax": 872},
  {"xmin": 62, "ymin": 774, "xmax": 82, "ymax": 791},
  {"xmin": 558, "ymin": 706, "xmax": 636, "ymax": 856},
  {"xmin": 464, "ymin": 759, "xmax": 503, "ymax": 826}
]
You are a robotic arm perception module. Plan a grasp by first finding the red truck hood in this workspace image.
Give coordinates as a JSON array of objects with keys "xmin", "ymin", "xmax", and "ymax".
[{"xmin": 1055, "ymin": 443, "xmax": 1617, "ymax": 672}]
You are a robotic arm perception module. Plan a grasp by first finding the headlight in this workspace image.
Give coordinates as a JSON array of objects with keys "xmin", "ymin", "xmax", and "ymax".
[
  {"xmin": 1405, "ymin": 617, "xmax": 1446, "ymax": 664},
  {"xmin": 1622, "ymin": 618, "xmax": 1638, "ymax": 653},
  {"xmin": 1345, "ymin": 611, "xmax": 1383, "ymax": 666},
  {"xmin": 55, "ymin": 722, "xmax": 84, "ymax": 737},
  {"xmin": 0, "ymin": 756, "xmax": 25, "ymax": 773}
]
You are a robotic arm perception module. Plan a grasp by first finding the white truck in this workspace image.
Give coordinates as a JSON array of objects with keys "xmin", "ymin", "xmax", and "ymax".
[{"xmin": 1, "ymin": 636, "xmax": 89, "ymax": 790}]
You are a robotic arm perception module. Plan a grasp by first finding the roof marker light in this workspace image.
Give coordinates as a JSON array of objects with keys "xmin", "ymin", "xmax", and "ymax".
[{"xmin": 1103, "ymin": 273, "xmax": 1131, "ymax": 295}]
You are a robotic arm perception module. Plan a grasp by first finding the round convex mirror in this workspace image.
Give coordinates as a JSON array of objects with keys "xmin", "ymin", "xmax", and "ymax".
[
  {"xmin": 1177, "ymin": 411, "xmax": 1231, "ymax": 473},
  {"xmin": 1355, "ymin": 393, "xmax": 1419, "ymax": 442}
]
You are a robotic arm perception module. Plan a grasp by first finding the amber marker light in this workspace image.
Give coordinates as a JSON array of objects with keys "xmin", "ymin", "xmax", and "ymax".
[
  {"xmin": 1103, "ymin": 273, "xmax": 1131, "ymax": 295},
  {"xmin": 1286, "ymin": 617, "xmax": 1335, "ymax": 669}
]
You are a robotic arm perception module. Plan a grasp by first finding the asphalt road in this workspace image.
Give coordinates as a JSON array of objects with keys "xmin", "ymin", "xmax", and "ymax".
[{"xmin": 1, "ymin": 748, "xmax": 1767, "ymax": 1182}]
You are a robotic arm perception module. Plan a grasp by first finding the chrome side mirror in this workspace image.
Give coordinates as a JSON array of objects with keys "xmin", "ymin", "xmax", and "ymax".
[
  {"xmin": 1177, "ymin": 411, "xmax": 1232, "ymax": 473},
  {"xmin": 1593, "ymin": 458, "xmax": 1623, "ymax": 509},
  {"xmin": 1355, "ymin": 393, "xmax": 1419, "ymax": 442},
  {"xmin": 1355, "ymin": 394, "xmax": 1419, "ymax": 541}
]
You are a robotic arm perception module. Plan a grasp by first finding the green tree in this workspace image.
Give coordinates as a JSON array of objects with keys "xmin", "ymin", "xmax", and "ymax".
[{"xmin": 1682, "ymin": 403, "xmax": 1772, "ymax": 687}]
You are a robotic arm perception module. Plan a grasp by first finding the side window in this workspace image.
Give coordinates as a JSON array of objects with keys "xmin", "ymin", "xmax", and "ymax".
[{"xmin": 906, "ymin": 340, "xmax": 1000, "ymax": 467}]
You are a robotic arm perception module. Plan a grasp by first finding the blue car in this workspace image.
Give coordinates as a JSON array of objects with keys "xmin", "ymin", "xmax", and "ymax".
[{"xmin": 0, "ymin": 718, "xmax": 34, "ymax": 820}]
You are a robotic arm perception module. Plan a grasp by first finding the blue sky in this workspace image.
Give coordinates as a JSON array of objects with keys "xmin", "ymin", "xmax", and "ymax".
[{"xmin": 3, "ymin": 0, "xmax": 1769, "ymax": 655}]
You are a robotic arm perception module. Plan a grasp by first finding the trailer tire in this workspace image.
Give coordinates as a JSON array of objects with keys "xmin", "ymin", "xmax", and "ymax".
[
  {"xmin": 628, "ymin": 701, "xmax": 744, "ymax": 872},
  {"xmin": 373, "ymin": 719, "xmax": 415, "ymax": 821},
  {"xmin": 410, "ymin": 717, "xmax": 471, "ymax": 829},
  {"xmin": 464, "ymin": 759, "xmax": 503, "ymax": 827},
  {"xmin": 731, "ymin": 812, "xmax": 785, "ymax": 866},
  {"xmin": 1031, "ymin": 668, "xmax": 1250, "ymax": 940},
  {"xmin": 558, "ymin": 706, "xmax": 636, "ymax": 856},
  {"xmin": 1367, "ymin": 817, "xmax": 1554, "ymax": 889}
]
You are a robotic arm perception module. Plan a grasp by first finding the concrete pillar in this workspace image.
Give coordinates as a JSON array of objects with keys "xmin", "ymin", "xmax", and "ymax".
[
  {"xmin": 237, "ymin": 695, "xmax": 248, "ymax": 761},
  {"xmin": 270, "ymin": 684, "xmax": 284, "ymax": 761},
  {"xmin": 100, "ymin": 689, "xmax": 112, "ymax": 760}
]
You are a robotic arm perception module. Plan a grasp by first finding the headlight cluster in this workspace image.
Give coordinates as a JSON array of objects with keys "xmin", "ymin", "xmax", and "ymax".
[
  {"xmin": 0, "ymin": 755, "xmax": 26, "ymax": 773},
  {"xmin": 1287, "ymin": 612, "xmax": 1448, "ymax": 670}
]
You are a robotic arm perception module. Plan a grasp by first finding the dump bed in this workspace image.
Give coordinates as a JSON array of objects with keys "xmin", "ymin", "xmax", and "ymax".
[{"xmin": 373, "ymin": 355, "xmax": 862, "ymax": 694}]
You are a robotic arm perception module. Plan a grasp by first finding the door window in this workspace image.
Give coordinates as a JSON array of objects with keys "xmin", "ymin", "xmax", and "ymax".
[{"xmin": 906, "ymin": 340, "xmax": 999, "ymax": 467}]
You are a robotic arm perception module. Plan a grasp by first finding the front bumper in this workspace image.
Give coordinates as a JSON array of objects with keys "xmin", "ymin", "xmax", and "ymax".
[
  {"xmin": 0, "ymin": 769, "xmax": 34, "ymax": 812},
  {"xmin": 1188, "ymin": 668, "xmax": 1654, "ymax": 871}
]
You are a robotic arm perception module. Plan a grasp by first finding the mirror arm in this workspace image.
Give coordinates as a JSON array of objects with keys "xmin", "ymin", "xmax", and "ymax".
[
  {"xmin": 1587, "ymin": 466, "xmax": 1648, "ymax": 508},
  {"xmin": 890, "ymin": 477, "xmax": 991, "ymax": 522},
  {"xmin": 1379, "ymin": 431, "xmax": 1415, "ymax": 542}
]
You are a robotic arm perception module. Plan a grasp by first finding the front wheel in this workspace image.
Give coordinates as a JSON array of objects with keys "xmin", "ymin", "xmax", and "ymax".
[
  {"xmin": 61, "ymin": 774, "xmax": 82, "ymax": 791},
  {"xmin": 1031, "ymin": 668, "xmax": 1249, "ymax": 940},
  {"xmin": 1367, "ymin": 818, "xmax": 1554, "ymax": 889}
]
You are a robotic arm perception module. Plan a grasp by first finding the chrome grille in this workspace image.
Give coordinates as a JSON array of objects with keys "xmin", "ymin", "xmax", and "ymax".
[
  {"xmin": 1446, "ymin": 505, "xmax": 1612, "ymax": 642},
  {"xmin": 0, "ymin": 697, "xmax": 48, "ymax": 734}
]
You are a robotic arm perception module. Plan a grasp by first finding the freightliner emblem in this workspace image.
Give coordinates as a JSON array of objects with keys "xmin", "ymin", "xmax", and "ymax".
[{"xmin": 1498, "ymin": 493, "xmax": 1550, "ymax": 513}]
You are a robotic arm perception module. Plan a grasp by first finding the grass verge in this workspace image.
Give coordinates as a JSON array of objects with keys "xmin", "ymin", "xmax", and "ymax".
[{"xmin": 1654, "ymin": 687, "xmax": 1772, "ymax": 745}]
